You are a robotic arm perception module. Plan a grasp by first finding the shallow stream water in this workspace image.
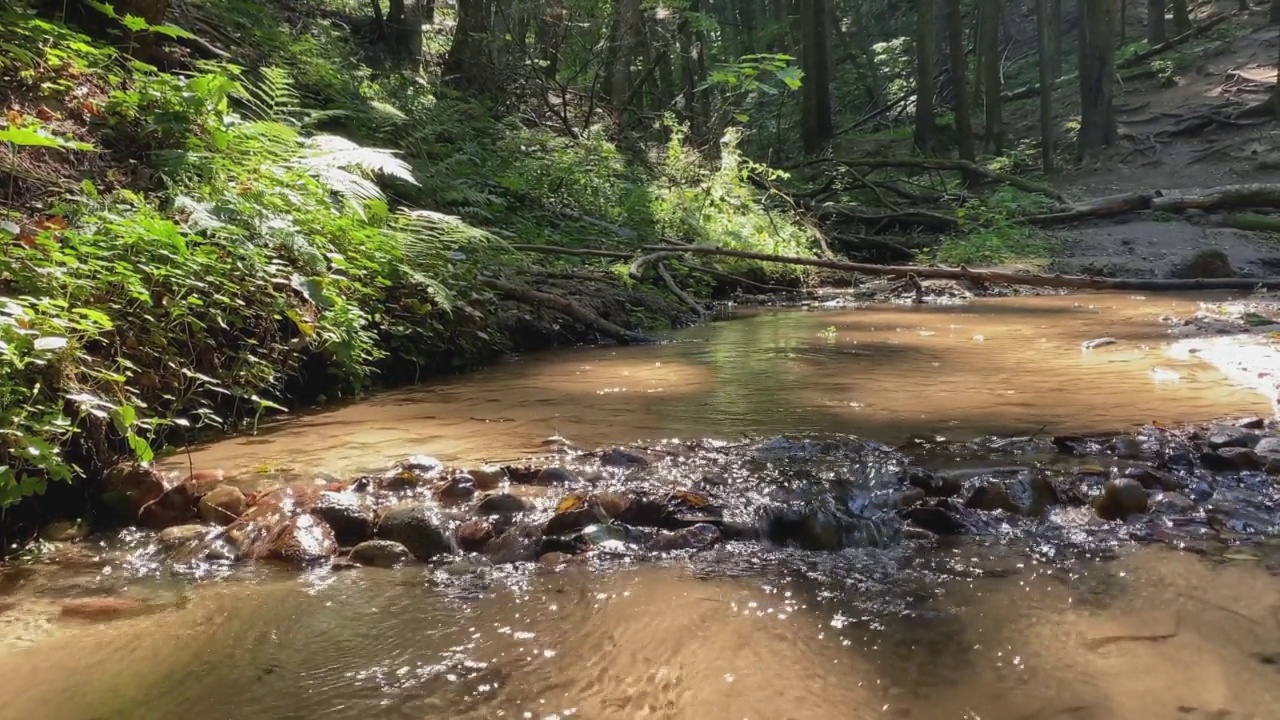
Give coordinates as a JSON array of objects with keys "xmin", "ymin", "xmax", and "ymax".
[{"xmin": 3, "ymin": 293, "xmax": 1280, "ymax": 720}]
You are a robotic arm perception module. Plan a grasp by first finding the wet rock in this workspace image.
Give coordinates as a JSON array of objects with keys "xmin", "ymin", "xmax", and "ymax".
[
  {"xmin": 895, "ymin": 487, "xmax": 927, "ymax": 509},
  {"xmin": 964, "ymin": 481, "xmax": 1016, "ymax": 513},
  {"xmin": 1187, "ymin": 481, "xmax": 1215, "ymax": 503},
  {"xmin": 902, "ymin": 501, "xmax": 965, "ymax": 535},
  {"xmin": 309, "ymin": 491, "xmax": 375, "ymax": 545},
  {"xmin": 397, "ymin": 455, "xmax": 445, "ymax": 476},
  {"xmin": 467, "ymin": 465, "xmax": 508, "ymax": 490},
  {"xmin": 376, "ymin": 504, "xmax": 456, "ymax": 561},
  {"xmin": 1171, "ymin": 248, "xmax": 1235, "ymax": 279},
  {"xmin": 456, "ymin": 519, "xmax": 495, "ymax": 552},
  {"xmin": 476, "ymin": 493, "xmax": 529, "ymax": 515},
  {"xmin": 1108, "ymin": 435, "xmax": 1146, "ymax": 459},
  {"xmin": 1206, "ymin": 424, "xmax": 1260, "ymax": 450},
  {"xmin": 487, "ymin": 521, "xmax": 545, "ymax": 564},
  {"xmin": 1122, "ymin": 465, "xmax": 1185, "ymax": 491},
  {"xmin": 1203, "ymin": 447, "xmax": 1265, "ymax": 472},
  {"xmin": 1149, "ymin": 492, "xmax": 1196, "ymax": 515},
  {"xmin": 1095, "ymin": 478, "xmax": 1149, "ymax": 520},
  {"xmin": 267, "ymin": 514, "xmax": 338, "ymax": 565},
  {"xmin": 39, "ymin": 520, "xmax": 90, "ymax": 543},
  {"xmin": 717, "ymin": 520, "xmax": 762, "ymax": 541},
  {"xmin": 59, "ymin": 597, "xmax": 148, "ymax": 621},
  {"xmin": 1081, "ymin": 337, "xmax": 1117, "ymax": 350},
  {"xmin": 100, "ymin": 462, "xmax": 166, "ymax": 522},
  {"xmin": 138, "ymin": 483, "xmax": 197, "ymax": 530},
  {"xmin": 1252, "ymin": 437, "xmax": 1280, "ymax": 472},
  {"xmin": 764, "ymin": 508, "xmax": 845, "ymax": 551},
  {"xmin": 349, "ymin": 540, "xmax": 413, "ymax": 568},
  {"xmin": 197, "ymin": 485, "xmax": 247, "ymax": 526},
  {"xmin": 600, "ymin": 447, "xmax": 650, "ymax": 468},
  {"xmin": 436, "ymin": 474, "xmax": 478, "ymax": 502},
  {"xmin": 538, "ymin": 551, "xmax": 571, "ymax": 566},
  {"xmin": 906, "ymin": 467, "xmax": 962, "ymax": 498},
  {"xmin": 535, "ymin": 467, "xmax": 579, "ymax": 485},
  {"xmin": 157, "ymin": 524, "xmax": 213, "ymax": 548},
  {"xmin": 1237, "ymin": 417, "xmax": 1267, "ymax": 430},
  {"xmin": 646, "ymin": 523, "xmax": 721, "ymax": 552}
]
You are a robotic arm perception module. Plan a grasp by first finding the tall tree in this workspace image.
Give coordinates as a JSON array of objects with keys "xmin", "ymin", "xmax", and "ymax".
[
  {"xmin": 608, "ymin": 0, "xmax": 643, "ymax": 108},
  {"xmin": 944, "ymin": 0, "xmax": 977, "ymax": 163},
  {"xmin": 1271, "ymin": 0, "xmax": 1280, "ymax": 22},
  {"xmin": 1036, "ymin": 0, "xmax": 1055, "ymax": 171},
  {"xmin": 1170, "ymin": 0, "xmax": 1192, "ymax": 34},
  {"xmin": 799, "ymin": 0, "xmax": 834, "ymax": 153},
  {"xmin": 1147, "ymin": 0, "xmax": 1166, "ymax": 44},
  {"xmin": 443, "ymin": 0, "xmax": 492, "ymax": 91},
  {"xmin": 1048, "ymin": 0, "xmax": 1063, "ymax": 76},
  {"xmin": 978, "ymin": 0, "xmax": 1002, "ymax": 153},
  {"xmin": 1077, "ymin": 0, "xmax": 1119, "ymax": 156},
  {"xmin": 914, "ymin": 0, "xmax": 938, "ymax": 150}
]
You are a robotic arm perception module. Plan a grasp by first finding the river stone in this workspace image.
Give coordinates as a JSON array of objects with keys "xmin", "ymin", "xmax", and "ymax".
[
  {"xmin": 764, "ymin": 508, "xmax": 845, "ymax": 551},
  {"xmin": 646, "ymin": 523, "xmax": 720, "ymax": 552},
  {"xmin": 101, "ymin": 462, "xmax": 166, "ymax": 521},
  {"xmin": 1206, "ymin": 424, "xmax": 1260, "ymax": 450},
  {"xmin": 349, "ymin": 540, "xmax": 413, "ymax": 568},
  {"xmin": 397, "ymin": 455, "xmax": 444, "ymax": 476},
  {"xmin": 1204, "ymin": 447, "xmax": 1265, "ymax": 472},
  {"xmin": 1149, "ymin": 492, "xmax": 1196, "ymax": 515},
  {"xmin": 309, "ymin": 491, "xmax": 375, "ymax": 545},
  {"xmin": 268, "ymin": 514, "xmax": 338, "ymax": 565},
  {"xmin": 59, "ymin": 597, "xmax": 148, "ymax": 621},
  {"xmin": 456, "ymin": 519, "xmax": 495, "ymax": 552},
  {"xmin": 903, "ymin": 501, "xmax": 965, "ymax": 535},
  {"xmin": 139, "ymin": 483, "xmax": 198, "ymax": 530},
  {"xmin": 198, "ymin": 485, "xmax": 247, "ymax": 526},
  {"xmin": 157, "ymin": 524, "xmax": 212, "ymax": 548},
  {"xmin": 487, "ymin": 521, "xmax": 545, "ymax": 564},
  {"xmin": 535, "ymin": 467, "xmax": 579, "ymax": 485},
  {"xmin": 600, "ymin": 447, "xmax": 650, "ymax": 468},
  {"xmin": 1095, "ymin": 478, "xmax": 1149, "ymax": 520},
  {"xmin": 467, "ymin": 465, "xmax": 508, "ymax": 490},
  {"xmin": 964, "ymin": 481, "xmax": 1017, "ymax": 513},
  {"xmin": 1122, "ymin": 465, "xmax": 1185, "ymax": 491},
  {"xmin": 476, "ymin": 493, "xmax": 529, "ymax": 515},
  {"xmin": 1171, "ymin": 248, "xmax": 1235, "ymax": 279},
  {"xmin": 436, "ymin": 474, "xmax": 478, "ymax": 502},
  {"xmin": 39, "ymin": 520, "xmax": 90, "ymax": 543},
  {"xmin": 895, "ymin": 487, "xmax": 927, "ymax": 509},
  {"xmin": 376, "ymin": 504, "xmax": 456, "ymax": 561},
  {"xmin": 1252, "ymin": 436, "xmax": 1280, "ymax": 472},
  {"xmin": 906, "ymin": 467, "xmax": 962, "ymax": 498}
]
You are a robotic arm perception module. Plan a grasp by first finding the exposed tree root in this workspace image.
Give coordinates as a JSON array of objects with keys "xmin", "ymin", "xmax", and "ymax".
[
  {"xmin": 794, "ymin": 157, "xmax": 1066, "ymax": 202},
  {"xmin": 479, "ymin": 276, "xmax": 654, "ymax": 344},
  {"xmin": 639, "ymin": 245, "xmax": 1280, "ymax": 292}
]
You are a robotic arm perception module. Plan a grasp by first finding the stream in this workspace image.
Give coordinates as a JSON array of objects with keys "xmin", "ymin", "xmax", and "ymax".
[{"xmin": 3, "ymin": 292, "xmax": 1280, "ymax": 720}]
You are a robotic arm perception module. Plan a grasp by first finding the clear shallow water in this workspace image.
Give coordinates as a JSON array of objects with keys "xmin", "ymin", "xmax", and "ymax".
[{"xmin": 2, "ymin": 293, "xmax": 1280, "ymax": 720}]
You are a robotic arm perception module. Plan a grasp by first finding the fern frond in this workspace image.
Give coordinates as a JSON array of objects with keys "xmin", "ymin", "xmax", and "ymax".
[
  {"xmin": 234, "ymin": 66, "xmax": 302, "ymax": 124},
  {"xmin": 293, "ymin": 134, "xmax": 418, "ymax": 187}
]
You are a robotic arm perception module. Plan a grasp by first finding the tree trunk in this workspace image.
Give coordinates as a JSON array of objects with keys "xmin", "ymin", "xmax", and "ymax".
[
  {"xmin": 771, "ymin": 0, "xmax": 790, "ymax": 51},
  {"xmin": 1271, "ymin": 0, "xmax": 1280, "ymax": 22},
  {"xmin": 914, "ymin": 0, "xmax": 939, "ymax": 151},
  {"xmin": 443, "ymin": 0, "xmax": 492, "ymax": 92},
  {"xmin": 609, "ymin": 0, "xmax": 642, "ymax": 110},
  {"xmin": 1036, "ymin": 0, "xmax": 1055, "ymax": 171},
  {"xmin": 1147, "ymin": 0, "xmax": 1166, "ymax": 44},
  {"xmin": 799, "ymin": 0, "xmax": 834, "ymax": 154},
  {"xmin": 1078, "ymin": 0, "xmax": 1119, "ymax": 157},
  {"xmin": 1048, "ymin": 0, "xmax": 1063, "ymax": 76},
  {"xmin": 1170, "ymin": 0, "xmax": 1192, "ymax": 33},
  {"xmin": 739, "ymin": 0, "xmax": 758, "ymax": 51},
  {"xmin": 422, "ymin": 0, "xmax": 436, "ymax": 24},
  {"xmin": 979, "ymin": 0, "xmax": 1003, "ymax": 153},
  {"xmin": 944, "ymin": 0, "xmax": 977, "ymax": 164},
  {"xmin": 678, "ymin": 6, "xmax": 703, "ymax": 138},
  {"xmin": 1119, "ymin": 0, "xmax": 1127, "ymax": 45}
]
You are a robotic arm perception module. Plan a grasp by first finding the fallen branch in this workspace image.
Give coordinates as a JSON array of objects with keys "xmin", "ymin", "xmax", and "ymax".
[
  {"xmin": 807, "ymin": 201, "xmax": 959, "ymax": 232},
  {"xmin": 479, "ymin": 276, "xmax": 653, "ymax": 344},
  {"xmin": 507, "ymin": 244, "xmax": 634, "ymax": 259},
  {"xmin": 796, "ymin": 157, "xmax": 1066, "ymax": 202},
  {"xmin": 682, "ymin": 263, "xmax": 802, "ymax": 294},
  {"xmin": 642, "ymin": 244, "xmax": 1280, "ymax": 292},
  {"xmin": 629, "ymin": 250, "xmax": 681, "ymax": 281},
  {"xmin": 656, "ymin": 262, "xmax": 706, "ymax": 315},
  {"xmin": 1026, "ymin": 184, "xmax": 1280, "ymax": 225}
]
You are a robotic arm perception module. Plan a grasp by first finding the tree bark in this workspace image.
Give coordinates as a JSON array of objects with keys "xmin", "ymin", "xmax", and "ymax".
[
  {"xmin": 1271, "ymin": 0, "xmax": 1280, "ymax": 23},
  {"xmin": 1048, "ymin": 0, "xmax": 1063, "ymax": 76},
  {"xmin": 799, "ymin": 0, "xmax": 834, "ymax": 154},
  {"xmin": 1170, "ymin": 0, "xmax": 1192, "ymax": 33},
  {"xmin": 1077, "ymin": 0, "xmax": 1119, "ymax": 157},
  {"xmin": 914, "ymin": 0, "xmax": 939, "ymax": 151},
  {"xmin": 609, "ymin": 0, "xmax": 642, "ymax": 110},
  {"xmin": 978, "ymin": 0, "xmax": 1003, "ymax": 153},
  {"xmin": 678, "ymin": 6, "xmax": 702, "ymax": 137},
  {"xmin": 944, "ymin": 0, "xmax": 977, "ymax": 164},
  {"xmin": 1037, "ymin": 0, "xmax": 1056, "ymax": 171},
  {"xmin": 1147, "ymin": 0, "xmax": 1167, "ymax": 43}
]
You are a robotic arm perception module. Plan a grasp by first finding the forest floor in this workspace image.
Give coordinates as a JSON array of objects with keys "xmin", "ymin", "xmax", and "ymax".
[{"xmin": 1048, "ymin": 7, "xmax": 1280, "ymax": 278}]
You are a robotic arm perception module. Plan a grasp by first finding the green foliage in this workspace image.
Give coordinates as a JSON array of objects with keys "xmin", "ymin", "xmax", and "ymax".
[{"xmin": 932, "ymin": 190, "xmax": 1058, "ymax": 266}]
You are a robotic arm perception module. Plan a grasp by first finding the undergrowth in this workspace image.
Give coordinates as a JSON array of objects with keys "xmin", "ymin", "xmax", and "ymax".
[{"xmin": 0, "ymin": 1, "xmax": 812, "ymax": 517}]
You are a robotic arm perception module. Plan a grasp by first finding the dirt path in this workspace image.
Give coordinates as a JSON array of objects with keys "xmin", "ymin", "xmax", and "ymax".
[{"xmin": 1048, "ymin": 6, "xmax": 1280, "ymax": 278}]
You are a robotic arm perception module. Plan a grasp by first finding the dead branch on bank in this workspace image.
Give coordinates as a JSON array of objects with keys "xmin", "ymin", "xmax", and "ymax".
[
  {"xmin": 656, "ymin": 262, "xmax": 707, "ymax": 316},
  {"xmin": 479, "ymin": 276, "xmax": 654, "ymax": 344},
  {"xmin": 638, "ymin": 244, "xmax": 1280, "ymax": 292}
]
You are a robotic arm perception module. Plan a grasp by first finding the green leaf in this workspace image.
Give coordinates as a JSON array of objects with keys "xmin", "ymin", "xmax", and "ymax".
[
  {"xmin": 776, "ymin": 66, "xmax": 804, "ymax": 90},
  {"xmin": 127, "ymin": 433, "xmax": 154, "ymax": 462},
  {"xmin": 111, "ymin": 404, "xmax": 137, "ymax": 435},
  {"xmin": 33, "ymin": 336, "xmax": 69, "ymax": 351},
  {"xmin": 0, "ymin": 127, "xmax": 63, "ymax": 148},
  {"xmin": 85, "ymin": 0, "xmax": 118, "ymax": 17},
  {"xmin": 733, "ymin": 113, "xmax": 750, "ymax": 123},
  {"xmin": 149, "ymin": 23, "xmax": 196, "ymax": 39},
  {"xmin": 120, "ymin": 14, "xmax": 149, "ymax": 32}
]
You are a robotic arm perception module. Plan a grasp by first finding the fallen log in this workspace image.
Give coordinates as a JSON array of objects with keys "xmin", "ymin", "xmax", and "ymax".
[
  {"xmin": 479, "ymin": 276, "xmax": 654, "ymax": 344},
  {"xmin": 642, "ymin": 244, "xmax": 1280, "ymax": 292},
  {"xmin": 629, "ymin": 250, "xmax": 681, "ymax": 281},
  {"xmin": 807, "ymin": 201, "xmax": 960, "ymax": 232},
  {"xmin": 1150, "ymin": 184, "xmax": 1280, "ymax": 213},
  {"xmin": 656, "ymin": 262, "xmax": 707, "ymax": 316},
  {"xmin": 1024, "ymin": 191, "xmax": 1156, "ymax": 225},
  {"xmin": 1116, "ymin": 13, "xmax": 1232, "ymax": 69},
  {"xmin": 682, "ymin": 263, "xmax": 802, "ymax": 294}
]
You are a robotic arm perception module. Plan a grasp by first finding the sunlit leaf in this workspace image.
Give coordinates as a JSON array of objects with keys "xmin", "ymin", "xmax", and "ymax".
[{"xmin": 33, "ymin": 336, "xmax": 68, "ymax": 351}]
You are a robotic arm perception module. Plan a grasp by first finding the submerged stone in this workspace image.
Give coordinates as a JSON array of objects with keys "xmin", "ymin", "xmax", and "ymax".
[
  {"xmin": 1095, "ymin": 478, "xmax": 1149, "ymax": 520},
  {"xmin": 1206, "ymin": 424, "xmax": 1260, "ymax": 450},
  {"xmin": 268, "ymin": 514, "xmax": 338, "ymax": 565},
  {"xmin": 349, "ymin": 540, "xmax": 413, "ymax": 568},
  {"xmin": 198, "ymin": 485, "xmax": 247, "ymax": 526},
  {"xmin": 309, "ymin": 491, "xmax": 375, "ymax": 545},
  {"xmin": 476, "ymin": 493, "xmax": 529, "ymax": 515},
  {"xmin": 376, "ymin": 504, "xmax": 456, "ymax": 561}
]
